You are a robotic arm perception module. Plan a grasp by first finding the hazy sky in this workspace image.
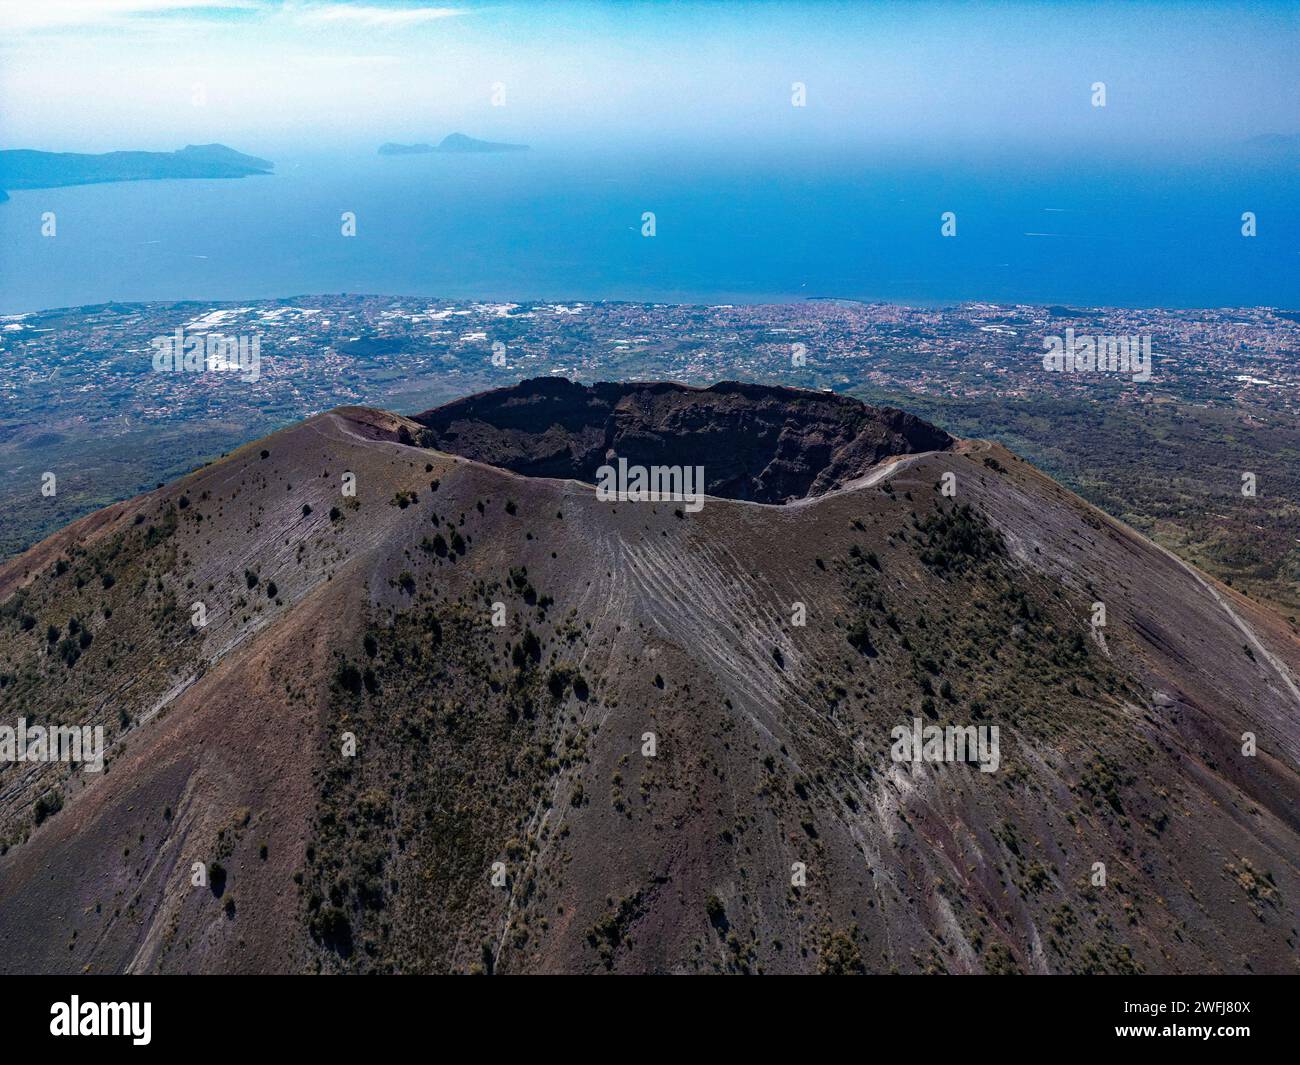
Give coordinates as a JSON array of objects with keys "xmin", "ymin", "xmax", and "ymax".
[{"xmin": 1, "ymin": 0, "xmax": 1297, "ymax": 156}]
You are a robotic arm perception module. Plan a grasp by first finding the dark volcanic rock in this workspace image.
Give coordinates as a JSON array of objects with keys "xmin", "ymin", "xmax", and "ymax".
[{"xmin": 412, "ymin": 378, "xmax": 953, "ymax": 503}]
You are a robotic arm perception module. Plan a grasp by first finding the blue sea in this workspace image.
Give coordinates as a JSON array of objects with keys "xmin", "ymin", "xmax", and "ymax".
[{"xmin": 1, "ymin": 147, "xmax": 1296, "ymax": 313}]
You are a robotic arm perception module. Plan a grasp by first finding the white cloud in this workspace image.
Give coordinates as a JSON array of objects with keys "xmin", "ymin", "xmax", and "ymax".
[
  {"xmin": 0, "ymin": 1, "xmax": 464, "ymax": 34},
  {"xmin": 0, "ymin": 0, "xmax": 263, "ymax": 33},
  {"xmin": 291, "ymin": 3, "xmax": 464, "ymax": 27}
]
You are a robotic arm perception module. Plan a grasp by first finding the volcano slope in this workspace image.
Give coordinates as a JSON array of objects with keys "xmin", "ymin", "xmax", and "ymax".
[{"xmin": 0, "ymin": 379, "xmax": 1297, "ymax": 975}]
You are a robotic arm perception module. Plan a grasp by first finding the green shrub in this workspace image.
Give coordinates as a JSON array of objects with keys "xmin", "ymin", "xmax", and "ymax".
[{"xmin": 33, "ymin": 790, "xmax": 64, "ymax": 825}]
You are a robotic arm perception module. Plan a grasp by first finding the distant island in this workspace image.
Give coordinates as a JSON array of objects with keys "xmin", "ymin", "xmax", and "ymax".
[
  {"xmin": 0, "ymin": 143, "xmax": 272, "ymax": 200},
  {"xmin": 378, "ymin": 133, "xmax": 529, "ymax": 156}
]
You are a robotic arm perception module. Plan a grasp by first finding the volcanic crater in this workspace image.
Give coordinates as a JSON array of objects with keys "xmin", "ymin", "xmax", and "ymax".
[{"xmin": 410, "ymin": 377, "xmax": 955, "ymax": 503}]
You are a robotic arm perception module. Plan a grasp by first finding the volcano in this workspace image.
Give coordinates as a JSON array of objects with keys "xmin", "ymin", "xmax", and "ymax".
[{"xmin": 0, "ymin": 380, "xmax": 1296, "ymax": 974}]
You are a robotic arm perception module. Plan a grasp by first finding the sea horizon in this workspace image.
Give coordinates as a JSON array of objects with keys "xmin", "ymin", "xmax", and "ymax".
[{"xmin": 3, "ymin": 145, "xmax": 1296, "ymax": 315}]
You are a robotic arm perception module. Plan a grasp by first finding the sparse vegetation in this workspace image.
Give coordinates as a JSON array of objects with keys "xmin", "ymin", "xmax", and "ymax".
[{"xmin": 33, "ymin": 790, "xmax": 64, "ymax": 826}]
